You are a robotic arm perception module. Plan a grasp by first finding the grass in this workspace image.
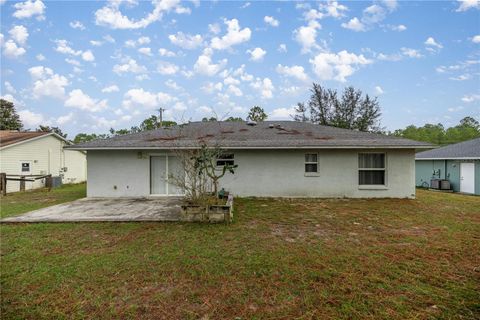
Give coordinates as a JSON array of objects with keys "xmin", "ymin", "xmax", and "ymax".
[
  {"xmin": 0, "ymin": 183, "xmax": 86, "ymax": 218},
  {"xmin": 1, "ymin": 187, "xmax": 479, "ymax": 319}
]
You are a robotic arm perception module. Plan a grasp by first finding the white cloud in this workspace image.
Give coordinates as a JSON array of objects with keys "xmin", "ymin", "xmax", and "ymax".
[
  {"xmin": 54, "ymin": 39, "xmax": 82, "ymax": 56},
  {"xmin": 461, "ymin": 94, "xmax": 480, "ymax": 103},
  {"xmin": 276, "ymin": 64, "xmax": 309, "ymax": 82},
  {"xmin": 90, "ymin": 40, "xmax": 102, "ymax": 46},
  {"xmin": 320, "ymin": 0, "xmax": 348, "ymax": 18},
  {"xmin": 9, "ymin": 25, "xmax": 29, "ymax": 45},
  {"xmin": 81, "ymin": 50, "xmax": 95, "ymax": 61},
  {"xmin": 202, "ymin": 82, "xmax": 223, "ymax": 94},
  {"xmin": 28, "ymin": 66, "xmax": 69, "ymax": 99},
  {"xmin": 450, "ymin": 74, "xmax": 471, "ymax": 81},
  {"xmin": 122, "ymin": 88, "xmax": 173, "ymax": 109},
  {"xmin": 250, "ymin": 77, "xmax": 274, "ymax": 99},
  {"xmin": 2, "ymin": 40, "xmax": 26, "ymax": 58},
  {"xmin": 65, "ymin": 89, "xmax": 108, "ymax": 112},
  {"xmin": 227, "ymin": 85, "xmax": 243, "ymax": 96},
  {"xmin": 157, "ymin": 61, "xmax": 179, "ymax": 75},
  {"xmin": 113, "ymin": 59, "xmax": 146, "ymax": 74},
  {"xmin": 362, "ymin": 4, "xmax": 387, "ymax": 24},
  {"xmin": 102, "ymin": 85, "xmax": 119, "ymax": 93},
  {"xmin": 341, "ymin": 17, "xmax": 366, "ymax": 32},
  {"xmin": 208, "ymin": 23, "xmax": 221, "ymax": 34},
  {"xmin": 13, "ymin": 0, "xmax": 45, "ymax": 20},
  {"xmin": 294, "ymin": 20, "xmax": 321, "ymax": 53},
  {"xmin": 137, "ymin": 36, "xmax": 150, "ymax": 45},
  {"xmin": 278, "ymin": 43, "xmax": 287, "ymax": 52},
  {"xmin": 211, "ymin": 18, "xmax": 251, "ymax": 50},
  {"xmin": 69, "ymin": 20, "xmax": 85, "ymax": 30},
  {"xmin": 197, "ymin": 106, "xmax": 213, "ymax": 114},
  {"xmin": 56, "ymin": 112, "xmax": 74, "ymax": 125},
  {"xmin": 264, "ymin": 16, "xmax": 279, "ymax": 27},
  {"xmin": 390, "ymin": 24, "xmax": 407, "ymax": 32},
  {"xmin": 400, "ymin": 47, "xmax": 423, "ymax": 58},
  {"xmin": 310, "ymin": 50, "xmax": 372, "ymax": 82},
  {"xmin": 103, "ymin": 34, "xmax": 115, "ymax": 43},
  {"xmin": 138, "ymin": 47, "xmax": 152, "ymax": 56},
  {"xmin": 158, "ymin": 48, "xmax": 176, "ymax": 57},
  {"xmin": 247, "ymin": 47, "xmax": 266, "ymax": 61},
  {"xmin": 65, "ymin": 58, "xmax": 80, "ymax": 66},
  {"xmin": 194, "ymin": 48, "xmax": 227, "ymax": 76},
  {"xmin": 165, "ymin": 79, "xmax": 181, "ymax": 90},
  {"xmin": 456, "ymin": 0, "xmax": 480, "ymax": 12},
  {"xmin": 269, "ymin": 107, "xmax": 296, "ymax": 120},
  {"xmin": 18, "ymin": 109, "xmax": 45, "ymax": 128},
  {"xmin": 425, "ymin": 37, "xmax": 443, "ymax": 49},
  {"xmin": 95, "ymin": 0, "xmax": 190, "ymax": 29},
  {"xmin": 168, "ymin": 32, "xmax": 203, "ymax": 49},
  {"xmin": 4, "ymin": 81, "xmax": 16, "ymax": 93},
  {"xmin": 36, "ymin": 53, "xmax": 45, "ymax": 61},
  {"xmin": 375, "ymin": 86, "xmax": 384, "ymax": 95},
  {"xmin": 472, "ymin": 35, "xmax": 480, "ymax": 43}
]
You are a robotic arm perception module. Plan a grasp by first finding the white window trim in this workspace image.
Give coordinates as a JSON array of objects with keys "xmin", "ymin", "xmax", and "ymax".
[
  {"xmin": 304, "ymin": 153, "xmax": 320, "ymax": 177},
  {"xmin": 358, "ymin": 152, "xmax": 388, "ymax": 188}
]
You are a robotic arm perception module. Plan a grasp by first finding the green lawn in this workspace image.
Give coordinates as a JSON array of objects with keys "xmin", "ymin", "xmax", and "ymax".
[
  {"xmin": 0, "ymin": 183, "xmax": 86, "ymax": 218},
  {"xmin": 1, "ymin": 187, "xmax": 479, "ymax": 319}
]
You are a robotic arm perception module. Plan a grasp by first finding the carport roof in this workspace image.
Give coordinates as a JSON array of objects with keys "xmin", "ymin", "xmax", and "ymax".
[
  {"xmin": 67, "ymin": 121, "xmax": 433, "ymax": 150},
  {"xmin": 416, "ymin": 138, "xmax": 480, "ymax": 159}
]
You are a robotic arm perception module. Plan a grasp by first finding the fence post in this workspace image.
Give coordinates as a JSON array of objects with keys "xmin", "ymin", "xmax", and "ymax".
[
  {"xmin": 0, "ymin": 173, "xmax": 6, "ymax": 196},
  {"xmin": 20, "ymin": 176, "xmax": 25, "ymax": 192},
  {"xmin": 45, "ymin": 174, "xmax": 52, "ymax": 191}
]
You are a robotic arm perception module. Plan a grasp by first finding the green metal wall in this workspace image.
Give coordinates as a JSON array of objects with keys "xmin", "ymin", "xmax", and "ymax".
[{"xmin": 416, "ymin": 159, "xmax": 479, "ymax": 195}]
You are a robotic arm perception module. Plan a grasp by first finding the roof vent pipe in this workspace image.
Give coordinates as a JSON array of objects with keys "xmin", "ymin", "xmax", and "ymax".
[
  {"xmin": 246, "ymin": 120, "xmax": 257, "ymax": 126},
  {"xmin": 268, "ymin": 124, "xmax": 274, "ymax": 128}
]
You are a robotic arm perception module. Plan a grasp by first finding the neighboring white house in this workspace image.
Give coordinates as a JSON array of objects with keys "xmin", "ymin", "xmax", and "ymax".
[
  {"xmin": 0, "ymin": 130, "xmax": 87, "ymax": 193},
  {"xmin": 67, "ymin": 121, "xmax": 432, "ymax": 199}
]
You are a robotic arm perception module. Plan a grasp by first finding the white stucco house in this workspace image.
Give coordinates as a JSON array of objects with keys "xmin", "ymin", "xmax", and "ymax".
[
  {"xmin": 0, "ymin": 130, "xmax": 87, "ymax": 193},
  {"xmin": 68, "ymin": 121, "xmax": 432, "ymax": 199}
]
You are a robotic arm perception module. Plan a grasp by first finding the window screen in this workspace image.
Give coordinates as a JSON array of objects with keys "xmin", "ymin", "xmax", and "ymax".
[
  {"xmin": 358, "ymin": 153, "xmax": 385, "ymax": 185},
  {"xmin": 305, "ymin": 153, "xmax": 318, "ymax": 173}
]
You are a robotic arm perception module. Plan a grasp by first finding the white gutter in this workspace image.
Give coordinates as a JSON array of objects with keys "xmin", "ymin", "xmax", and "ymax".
[{"xmin": 416, "ymin": 157, "xmax": 480, "ymax": 160}]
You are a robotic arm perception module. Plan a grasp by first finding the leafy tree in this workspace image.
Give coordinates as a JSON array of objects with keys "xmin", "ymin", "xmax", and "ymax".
[
  {"xmin": 295, "ymin": 83, "xmax": 382, "ymax": 132},
  {"xmin": 194, "ymin": 145, "xmax": 238, "ymax": 197},
  {"xmin": 0, "ymin": 99, "xmax": 23, "ymax": 130},
  {"xmin": 73, "ymin": 133, "xmax": 108, "ymax": 144},
  {"xmin": 247, "ymin": 106, "xmax": 268, "ymax": 122},
  {"xmin": 392, "ymin": 116, "xmax": 480, "ymax": 145},
  {"xmin": 37, "ymin": 125, "xmax": 67, "ymax": 138},
  {"xmin": 139, "ymin": 115, "xmax": 176, "ymax": 131},
  {"xmin": 225, "ymin": 116, "xmax": 244, "ymax": 122},
  {"xmin": 202, "ymin": 117, "xmax": 217, "ymax": 122}
]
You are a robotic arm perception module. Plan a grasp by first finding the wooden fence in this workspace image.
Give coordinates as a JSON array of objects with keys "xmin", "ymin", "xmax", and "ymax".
[{"xmin": 0, "ymin": 173, "xmax": 52, "ymax": 196}]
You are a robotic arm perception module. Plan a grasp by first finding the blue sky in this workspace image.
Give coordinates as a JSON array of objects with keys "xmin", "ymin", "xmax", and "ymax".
[{"xmin": 1, "ymin": 0, "xmax": 479, "ymax": 136}]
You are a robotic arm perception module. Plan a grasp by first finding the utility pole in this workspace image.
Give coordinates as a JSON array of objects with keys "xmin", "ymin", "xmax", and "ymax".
[{"xmin": 158, "ymin": 107, "xmax": 165, "ymax": 128}]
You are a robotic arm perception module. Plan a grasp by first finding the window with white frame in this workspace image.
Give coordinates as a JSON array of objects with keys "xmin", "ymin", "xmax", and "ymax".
[
  {"xmin": 358, "ymin": 153, "xmax": 386, "ymax": 185},
  {"xmin": 216, "ymin": 153, "xmax": 234, "ymax": 166},
  {"xmin": 305, "ymin": 153, "xmax": 318, "ymax": 173}
]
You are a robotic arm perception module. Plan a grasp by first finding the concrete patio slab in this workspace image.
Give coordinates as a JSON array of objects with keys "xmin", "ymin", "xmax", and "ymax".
[{"xmin": 1, "ymin": 197, "xmax": 185, "ymax": 223}]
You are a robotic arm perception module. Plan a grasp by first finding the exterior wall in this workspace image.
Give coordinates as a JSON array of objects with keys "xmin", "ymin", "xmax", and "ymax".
[
  {"xmin": 415, "ymin": 159, "xmax": 479, "ymax": 195},
  {"xmin": 0, "ymin": 135, "xmax": 86, "ymax": 193},
  {"xmin": 476, "ymin": 162, "xmax": 480, "ymax": 195},
  {"xmin": 87, "ymin": 149, "xmax": 416, "ymax": 198},
  {"xmin": 87, "ymin": 150, "xmax": 150, "ymax": 197}
]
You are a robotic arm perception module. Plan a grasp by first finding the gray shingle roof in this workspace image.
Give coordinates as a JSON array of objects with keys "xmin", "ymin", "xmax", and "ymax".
[
  {"xmin": 416, "ymin": 138, "xmax": 480, "ymax": 159},
  {"xmin": 67, "ymin": 121, "xmax": 433, "ymax": 150}
]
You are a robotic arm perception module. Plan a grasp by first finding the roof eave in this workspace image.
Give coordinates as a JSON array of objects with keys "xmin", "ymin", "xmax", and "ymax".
[{"xmin": 66, "ymin": 145, "xmax": 433, "ymax": 151}]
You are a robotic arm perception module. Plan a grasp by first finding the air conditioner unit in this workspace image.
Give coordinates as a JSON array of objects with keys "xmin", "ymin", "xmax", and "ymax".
[
  {"xmin": 440, "ymin": 180, "xmax": 451, "ymax": 190},
  {"xmin": 430, "ymin": 179, "xmax": 441, "ymax": 189}
]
